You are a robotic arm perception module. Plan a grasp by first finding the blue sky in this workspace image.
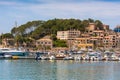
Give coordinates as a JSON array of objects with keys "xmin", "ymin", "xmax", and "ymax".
[{"xmin": 0, "ymin": 0, "xmax": 120, "ymax": 34}]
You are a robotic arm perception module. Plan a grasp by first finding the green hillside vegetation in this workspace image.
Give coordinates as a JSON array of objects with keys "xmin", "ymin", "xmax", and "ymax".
[
  {"xmin": 53, "ymin": 39, "xmax": 68, "ymax": 47},
  {"xmin": 0, "ymin": 18, "xmax": 103, "ymax": 47},
  {"xmin": 10, "ymin": 18, "xmax": 103, "ymax": 39}
]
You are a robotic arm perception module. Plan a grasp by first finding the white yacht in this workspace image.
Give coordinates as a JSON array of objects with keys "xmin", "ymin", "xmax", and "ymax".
[{"xmin": 0, "ymin": 48, "xmax": 28, "ymax": 56}]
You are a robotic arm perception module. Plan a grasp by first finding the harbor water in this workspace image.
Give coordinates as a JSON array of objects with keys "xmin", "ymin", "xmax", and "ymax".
[{"xmin": 0, "ymin": 60, "xmax": 120, "ymax": 80}]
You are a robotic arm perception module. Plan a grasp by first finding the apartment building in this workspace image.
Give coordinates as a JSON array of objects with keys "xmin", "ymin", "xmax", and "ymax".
[
  {"xmin": 57, "ymin": 30, "xmax": 80, "ymax": 40},
  {"xmin": 92, "ymin": 30, "xmax": 104, "ymax": 37},
  {"xmin": 103, "ymin": 24, "xmax": 109, "ymax": 30},
  {"xmin": 103, "ymin": 34, "xmax": 119, "ymax": 48},
  {"xmin": 73, "ymin": 38, "xmax": 93, "ymax": 50},
  {"xmin": 78, "ymin": 29, "xmax": 120, "ymax": 49},
  {"xmin": 118, "ymin": 33, "xmax": 120, "ymax": 48}
]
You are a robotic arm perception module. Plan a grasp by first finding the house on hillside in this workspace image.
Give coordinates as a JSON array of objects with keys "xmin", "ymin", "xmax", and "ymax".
[
  {"xmin": 1, "ymin": 38, "xmax": 14, "ymax": 47},
  {"xmin": 36, "ymin": 36, "xmax": 53, "ymax": 50}
]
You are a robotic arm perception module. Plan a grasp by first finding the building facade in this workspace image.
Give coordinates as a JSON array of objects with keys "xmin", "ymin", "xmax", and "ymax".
[
  {"xmin": 57, "ymin": 30, "xmax": 80, "ymax": 40},
  {"xmin": 103, "ymin": 34, "xmax": 119, "ymax": 48},
  {"xmin": 73, "ymin": 38, "xmax": 94, "ymax": 50},
  {"xmin": 1, "ymin": 38, "xmax": 14, "ymax": 47},
  {"xmin": 36, "ymin": 38, "xmax": 53, "ymax": 50}
]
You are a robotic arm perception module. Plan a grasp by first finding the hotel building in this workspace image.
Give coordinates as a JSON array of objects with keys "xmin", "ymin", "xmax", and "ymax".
[{"xmin": 57, "ymin": 30, "xmax": 80, "ymax": 40}]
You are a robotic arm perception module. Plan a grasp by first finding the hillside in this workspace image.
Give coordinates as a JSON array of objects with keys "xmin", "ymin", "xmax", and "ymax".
[{"xmin": 9, "ymin": 18, "xmax": 103, "ymax": 39}]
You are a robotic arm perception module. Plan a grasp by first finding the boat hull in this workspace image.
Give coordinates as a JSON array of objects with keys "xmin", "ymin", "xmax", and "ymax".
[{"xmin": 0, "ymin": 52, "xmax": 29, "ymax": 56}]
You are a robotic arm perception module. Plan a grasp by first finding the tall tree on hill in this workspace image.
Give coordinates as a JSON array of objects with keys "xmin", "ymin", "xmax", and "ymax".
[
  {"xmin": 0, "ymin": 33, "xmax": 13, "ymax": 39},
  {"xmin": 88, "ymin": 18, "xmax": 94, "ymax": 23},
  {"xmin": 11, "ymin": 20, "xmax": 44, "ymax": 37},
  {"xmin": 95, "ymin": 20, "xmax": 103, "ymax": 30}
]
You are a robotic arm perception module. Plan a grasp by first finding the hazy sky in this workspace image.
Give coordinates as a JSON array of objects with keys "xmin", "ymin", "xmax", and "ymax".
[{"xmin": 0, "ymin": 0, "xmax": 120, "ymax": 34}]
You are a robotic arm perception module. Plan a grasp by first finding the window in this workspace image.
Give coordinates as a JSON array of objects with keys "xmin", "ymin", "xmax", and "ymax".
[
  {"xmin": 45, "ymin": 42, "xmax": 47, "ymax": 44},
  {"xmin": 41, "ymin": 42, "xmax": 43, "ymax": 44},
  {"xmin": 37, "ymin": 42, "xmax": 40, "ymax": 44},
  {"xmin": 48, "ymin": 42, "xmax": 51, "ymax": 44}
]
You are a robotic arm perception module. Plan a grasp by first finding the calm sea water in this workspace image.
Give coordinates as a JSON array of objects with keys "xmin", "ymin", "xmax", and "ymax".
[{"xmin": 0, "ymin": 60, "xmax": 120, "ymax": 80}]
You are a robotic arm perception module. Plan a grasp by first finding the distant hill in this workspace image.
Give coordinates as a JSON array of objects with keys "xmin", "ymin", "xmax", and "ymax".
[{"xmin": 10, "ymin": 18, "xmax": 104, "ymax": 39}]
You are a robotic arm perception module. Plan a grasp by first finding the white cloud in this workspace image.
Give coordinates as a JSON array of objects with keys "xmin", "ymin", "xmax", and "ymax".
[
  {"xmin": 18, "ymin": 1, "xmax": 120, "ymax": 19},
  {"xmin": 0, "ymin": 0, "xmax": 120, "ymax": 33},
  {"xmin": 2, "ymin": 1, "xmax": 120, "ymax": 18},
  {"xmin": 0, "ymin": 1, "xmax": 18, "ymax": 6}
]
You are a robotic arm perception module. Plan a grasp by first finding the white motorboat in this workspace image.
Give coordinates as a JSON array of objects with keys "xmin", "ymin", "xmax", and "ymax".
[{"xmin": 3, "ymin": 53, "xmax": 12, "ymax": 58}]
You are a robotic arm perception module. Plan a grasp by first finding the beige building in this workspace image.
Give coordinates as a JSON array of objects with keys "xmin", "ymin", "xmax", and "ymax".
[
  {"xmin": 103, "ymin": 24, "xmax": 109, "ymax": 30},
  {"xmin": 36, "ymin": 38, "xmax": 53, "ymax": 50},
  {"xmin": 92, "ymin": 30, "xmax": 104, "ymax": 37},
  {"xmin": 89, "ymin": 30, "xmax": 105, "ymax": 48},
  {"xmin": 86, "ymin": 23, "xmax": 96, "ymax": 32},
  {"xmin": 73, "ymin": 38, "xmax": 93, "ymax": 50},
  {"xmin": 118, "ymin": 33, "xmax": 120, "ymax": 48},
  {"xmin": 2, "ymin": 38, "xmax": 14, "ymax": 47},
  {"xmin": 103, "ymin": 34, "xmax": 118, "ymax": 48},
  {"xmin": 86, "ymin": 23, "xmax": 109, "ymax": 32},
  {"xmin": 57, "ymin": 30, "xmax": 80, "ymax": 40},
  {"xmin": 79, "ymin": 29, "xmax": 120, "ymax": 49}
]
